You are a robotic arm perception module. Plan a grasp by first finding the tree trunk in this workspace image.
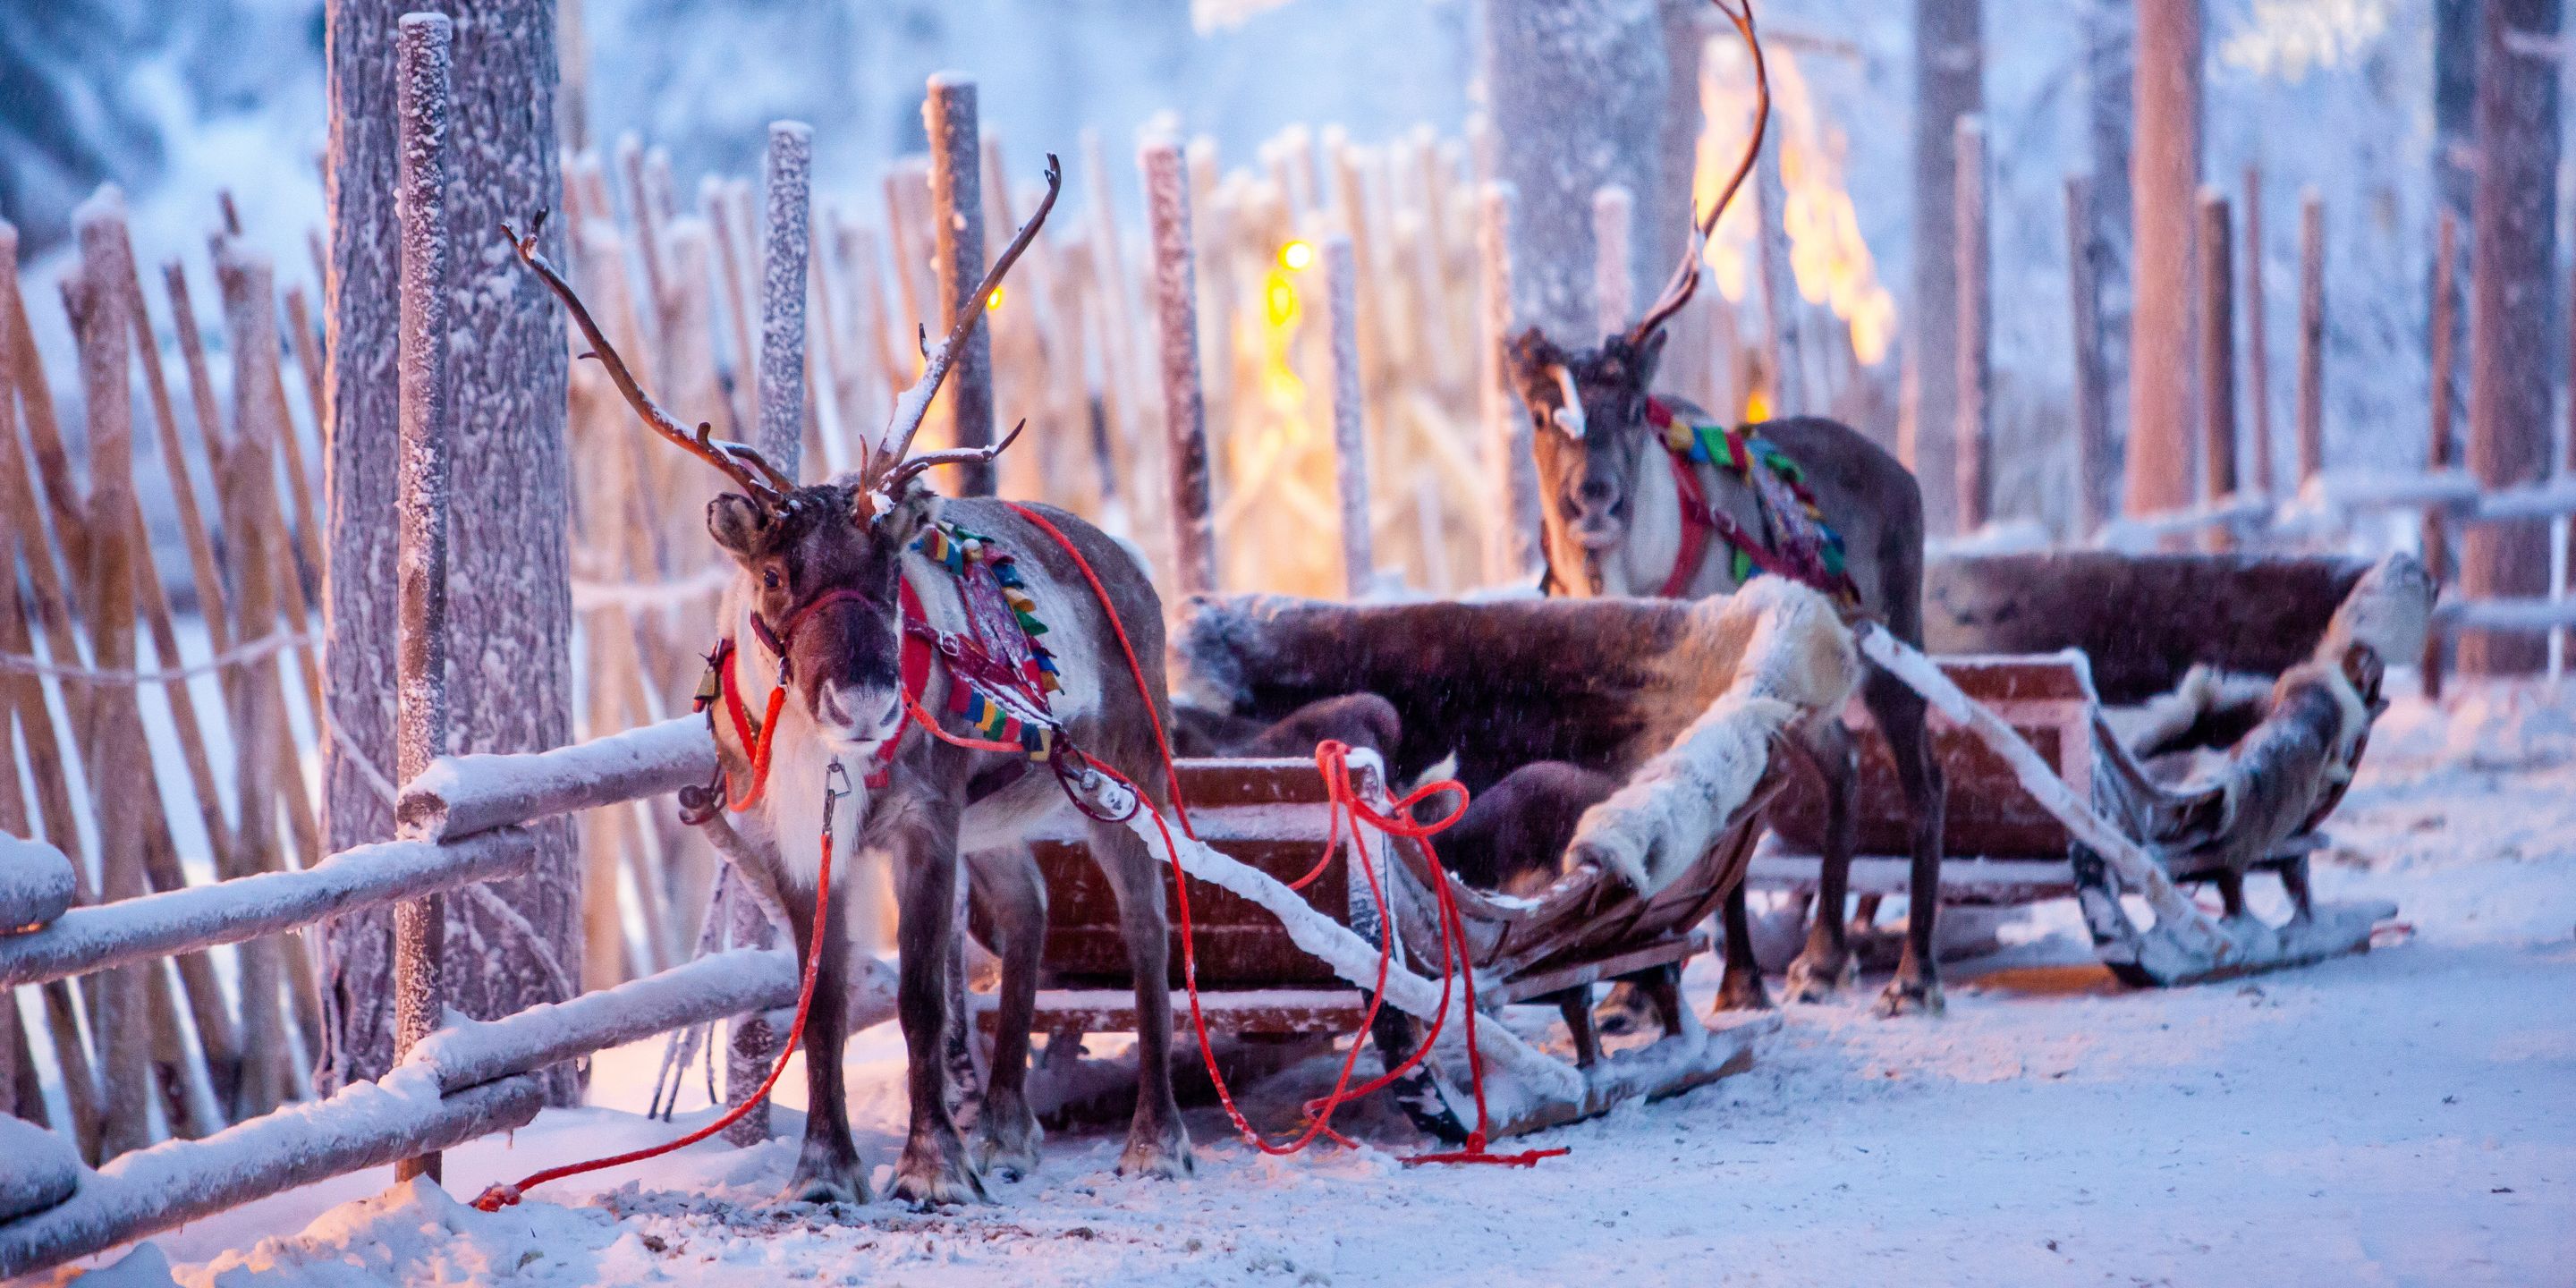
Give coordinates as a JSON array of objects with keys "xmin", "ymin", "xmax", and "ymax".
[
  {"xmin": 323, "ymin": 0, "xmax": 578, "ymax": 1103},
  {"xmin": 1477, "ymin": 0, "xmax": 1667, "ymax": 342},
  {"xmin": 2434, "ymin": 0, "xmax": 2478, "ymax": 484},
  {"xmin": 2084, "ymin": 0, "xmax": 2134, "ymax": 488},
  {"xmin": 2123, "ymin": 0, "xmax": 2199, "ymax": 522},
  {"xmin": 2459, "ymin": 0, "xmax": 2563, "ymax": 677},
  {"xmin": 1907, "ymin": 0, "xmax": 1981, "ymax": 536}
]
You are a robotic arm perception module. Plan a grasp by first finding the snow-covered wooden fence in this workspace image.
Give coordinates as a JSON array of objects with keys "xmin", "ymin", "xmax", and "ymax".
[{"xmin": 0, "ymin": 710, "xmax": 750, "ymax": 1277}]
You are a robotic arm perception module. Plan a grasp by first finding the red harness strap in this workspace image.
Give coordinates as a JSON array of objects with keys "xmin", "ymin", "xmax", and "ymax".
[
  {"xmin": 1648, "ymin": 401, "xmax": 1817, "ymax": 598},
  {"xmin": 716, "ymin": 578, "xmax": 939, "ymax": 801}
]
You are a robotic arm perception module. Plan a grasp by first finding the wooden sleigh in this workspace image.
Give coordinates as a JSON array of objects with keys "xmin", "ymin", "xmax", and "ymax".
[
  {"xmin": 981, "ymin": 582, "xmax": 1855, "ymax": 1143},
  {"xmin": 1753, "ymin": 552, "xmax": 2427, "ymax": 986}
]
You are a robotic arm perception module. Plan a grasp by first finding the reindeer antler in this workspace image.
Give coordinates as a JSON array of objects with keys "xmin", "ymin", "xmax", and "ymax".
[
  {"xmin": 878, "ymin": 419, "xmax": 1027, "ymax": 501},
  {"xmin": 868, "ymin": 155, "xmax": 1063, "ymax": 481},
  {"xmin": 1630, "ymin": 0, "xmax": 1768, "ymax": 345},
  {"xmin": 504, "ymin": 211, "xmax": 790, "ymax": 508}
]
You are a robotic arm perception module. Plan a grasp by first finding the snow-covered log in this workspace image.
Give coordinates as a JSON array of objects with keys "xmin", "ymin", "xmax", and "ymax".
[
  {"xmin": 0, "ymin": 832, "xmax": 75, "ymax": 933},
  {"xmin": 0, "ymin": 830, "xmax": 539, "ymax": 990},
  {"xmin": 0, "ymin": 1068, "xmax": 544, "ymax": 1279},
  {"xmin": 0, "ymin": 1114, "xmax": 78, "ymax": 1223},
  {"xmin": 410, "ymin": 946, "xmax": 901, "ymax": 1096},
  {"xmin": 397, "ymin": 716, "xmax": 716, "ymax": 843}
]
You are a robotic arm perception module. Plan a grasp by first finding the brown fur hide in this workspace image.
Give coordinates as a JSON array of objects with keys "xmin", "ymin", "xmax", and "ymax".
[{"xmin": 1926, "ymin": 553, "xmax": 2369, "ymax": 703}]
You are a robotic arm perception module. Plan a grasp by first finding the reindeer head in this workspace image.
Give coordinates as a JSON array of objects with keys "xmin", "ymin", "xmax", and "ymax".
[
  {"xmin": 507, "ymin": 157, "xmax": 1060, "ymax": 746},
  {"xmin": 1506, "ymin": 326, "xmax": 1670, "ymax": 558},
  {"xmin": 1503, "ymin": 0, "xmax": 1766, "ymax": 594}
]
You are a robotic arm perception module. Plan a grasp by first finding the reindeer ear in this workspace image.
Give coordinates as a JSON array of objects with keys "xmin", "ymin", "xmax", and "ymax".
[
  {"xmin": 870, "ymin": 483, "xmax": 935, "ymax": 547},
  {"xmin": 707, "ymin": 493, "xmax": 768, "ymax": 558}
]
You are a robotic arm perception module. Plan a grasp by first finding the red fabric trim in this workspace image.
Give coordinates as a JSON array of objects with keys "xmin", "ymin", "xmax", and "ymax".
[{"xmin": 716, "ymin": 578, "xmax": 940, "ymax": 800}]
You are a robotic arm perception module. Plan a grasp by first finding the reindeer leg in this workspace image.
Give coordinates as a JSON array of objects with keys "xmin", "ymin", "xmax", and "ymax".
[
  {"xmin": 1549, "ymin": 987, "xmax": 1600, "ymax": 1067},
  {"xmin": 966, "ymin": 845, "xmax": 1046, "ymax": 1181},
  {"xmin": 1867, "ymin": 667, "xmax": 1947, "ymax": 1017},
  {"xmin": 888, "ymin": 797, "xmax": 988, "ymax": 1207},
  {"xmin": 1085, "ymin": 814, "xmax": 1196, "ymax": 1180},
  {"xmin": 1784, "ymin": 717, "xmax": 1860, "ymax": 1003},
  {"xmin": 2278, "ymin": 854, "xmax": 2316, "ymax": 925},
  {"xmin": 775, "ymin": 877, "xmax": 867, "ymax": 1205},
  {"xmin": 1713, "ymin": 883, "xmax": 1774, "ymax": 1012}
]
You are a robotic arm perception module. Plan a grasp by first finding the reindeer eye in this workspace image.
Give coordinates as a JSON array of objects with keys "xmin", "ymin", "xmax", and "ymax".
[{"xmin": 761, "ymin": 568, "xmax": 782, "ymax": 591}]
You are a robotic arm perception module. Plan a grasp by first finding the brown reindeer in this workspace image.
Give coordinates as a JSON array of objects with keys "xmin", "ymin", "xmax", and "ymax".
[
  {"xmin": 1499, "ymin": 0, "xmax": 1948, "ymax": 1015},
  {"xmin": 508, "ymin": 158, "xmax": 1194, "ymax": 1207}
]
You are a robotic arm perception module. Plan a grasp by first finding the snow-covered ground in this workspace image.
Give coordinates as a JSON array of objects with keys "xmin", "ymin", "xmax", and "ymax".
[{"xmin": 44, "ymin": 677, "xmax": 2576, "ymax": 1287}]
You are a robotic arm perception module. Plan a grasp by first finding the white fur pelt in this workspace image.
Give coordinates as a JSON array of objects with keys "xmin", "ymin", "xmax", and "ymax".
[
  {"xmin": 1570, "ymin": 578, "xmax": 1860, "ymax": 895},
  {"xmin": 719, "ymin": 580, "xmax": 893, "ymax": 959},
  {"xmin": 2315, "ymin": 551, "xmax": 2435, "ymax": 670}
]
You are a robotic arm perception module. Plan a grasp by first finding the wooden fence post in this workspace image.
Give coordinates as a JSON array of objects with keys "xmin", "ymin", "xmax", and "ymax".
[
  {"xmin": 63, "ymin": 191, "xmax": 156, "ymax": 1161},
  {"xmin": 2425, "ymin": 210, "xmax": 2459, "ymax": 700},
  {"xmin": 391, "ymin": 11, "xmax": 453, "ymax": 1185},
  {"xmin": 1141, "ymin": 136, "xmax": 1216, "ymax": 597},
  {"xmin": 1478, "ymin": 181, "xmax": 1540, "ymax": 583},
  {"xmin": 2242, "ymin": 165, "xmax": 2273, "ymax": 496},
  {"xmin": 758, "ymin": 121, "xmax": 814, "ymax": 482},
  {"xmin": 1593, "ymin": 184, "xmax": 1633, "ymax": 338},
  {"xmin": 2196, "ymin": 188, "xmax": 2237, "ymax": 551},
  {"xmin": 924, "ymin": 80, "xmax": 995, "ymax": 494},
  {"xmin": 2124, "ymin": 0, "xmax": 2202, "ymax": 526},
  {"xmin": 1953, "ymin": 115, "xmax": 1991, "ymax": 533},
  {"xmin": 1325, "ymin": 235, "xmax": 1371, "ymax": 597},
  {"xmin": 2296, "ymin": 188, "xmax": 2326, "ymax": 488},
  {"xmin": 2064, "ymin": 176, "xmax": 2113, "ymax": 541}
]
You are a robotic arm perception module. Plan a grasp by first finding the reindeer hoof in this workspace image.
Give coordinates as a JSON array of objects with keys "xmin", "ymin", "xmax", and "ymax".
[
  {"xmin": 1873, "ymin": 973, "xmax": 1945, "ymax": 1018},
  {"xmin": 776, "ymin": 1149, "xmax": 870, "ymax": 1207},
  {"xmin": 973, "ymin": 1097, "xmax": 1046, "ymax": 1182},
  {"xmin": 1116, "ymin": 1123, "xmax": 1196, "ymax": 1181},
  {"xmin": 1713, "ymin": 968, "xmax": 1774, "ymax": 1013},
  {"xmin": 1783, "ymin": 949, "xmax": 1855, "ymax": 1004},
  {"xmin": 893, "ymin": 1133, "xmax": 989, "ymax": 1208}
]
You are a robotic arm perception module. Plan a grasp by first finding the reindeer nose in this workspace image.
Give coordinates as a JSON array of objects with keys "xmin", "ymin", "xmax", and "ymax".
[{"xmin": 1577, "ymin": 479, "xmax": 1616, "ymax": 513}]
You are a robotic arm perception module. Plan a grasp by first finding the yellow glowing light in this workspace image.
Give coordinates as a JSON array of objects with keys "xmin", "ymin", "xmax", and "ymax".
[
  {"xmin": 1265, "ymin": 272, "xmax": 1301, "ymax": 327},
  {"xmin": 986, "ymin": 285, "xmax": 1005, "ymax": 312},
  {"xmin": 1278, "ymin": 240, "xmax": 1315, "ymax": 272},
  {"xmin": 1743, "ymin": 390, "xmax": 1771, "ymax": 424}
]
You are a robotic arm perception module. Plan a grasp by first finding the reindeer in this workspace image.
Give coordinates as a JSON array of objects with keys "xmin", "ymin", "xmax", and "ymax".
[
  {"xmin": 1498, "ymin": 0, "xmax": 1948, "ymax": 1015},
  {"xmin": 508, "ymin": 158, "xmax": 1195, "ymax": 1207}
]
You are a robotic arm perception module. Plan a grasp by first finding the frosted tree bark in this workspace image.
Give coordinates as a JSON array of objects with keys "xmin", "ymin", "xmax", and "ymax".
[
  {"xmin": 1476, "ymin": 0, "xmax": 1667, "ymax": 341},
  {"xmin": 2460, "ymin": 0, "xmax": 2563, "ymax": 677},
  {"xmin": 1907, "ymin": 0, "xmax": 1981, "ymax": 535},
  {"xmin": 323, "ymin": 0, "xmax": 577, "ymax": 1104},
  {"xmin": 391, "ymin": 12, "xmax": 453, "ymax": 1185},
  {"xmin": 758, "ymin": 121, "xmax": 813, "ymax": 481},
  {"xmin": 2432, "ymin": 0, "xmax": 2478, "ymax": 461},
  {"xmin": 1324, "ymin": 236, "xmax": 1371, "ymax": 598},
  {"xmin": 2123, "ymin": 0, "xmax": 2200, "ymax": 523},
  {"xmin": 2424, "ymin": 210, "xmax": 2460, "ymax": 698},
  {"xmin": 2295, "ymin": 190, "xmax": 2326, "ymax": 487}
]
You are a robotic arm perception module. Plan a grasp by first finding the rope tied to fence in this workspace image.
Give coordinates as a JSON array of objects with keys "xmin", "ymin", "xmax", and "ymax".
[{"xmin": 0, "ymin": 627, "xmax": 314, "ymax": 684}]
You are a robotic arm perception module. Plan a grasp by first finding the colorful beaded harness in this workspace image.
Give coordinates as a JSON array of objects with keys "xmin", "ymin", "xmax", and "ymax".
[{"xmin": 1644, "ymin": 397, "xmax": 1859, "ymax": 606}]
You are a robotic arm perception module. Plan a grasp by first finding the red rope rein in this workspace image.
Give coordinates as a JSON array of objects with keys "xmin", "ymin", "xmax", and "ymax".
[
  {"xmin": 470, "ymin": 763, "xmax": 851, "ymax": 1212},
  {"xmin": 1005, "ymin": 503, "xmax": 1563, "ymax": 1169}
]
